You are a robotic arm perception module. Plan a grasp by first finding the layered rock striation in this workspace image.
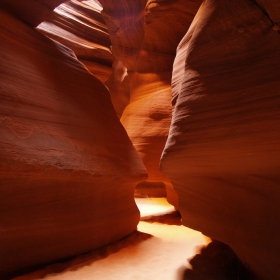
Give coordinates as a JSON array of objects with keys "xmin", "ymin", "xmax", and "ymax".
[
  {"xmin": 0, "ymin": 6, "xmax": 146, "ymax": 279},
  {"xmin": 1, "ymin": 0, "xmax": 280, "ymax": 278},
  {"xmin": 36, "ymin": 0, "xmax": 113, "ymax": 83},
  {"xmin": 101, "ymin": 0, "xmax": 202, "ymax": 202},
  {"xmin": 161, "ymin": 0, "xmax": 280, "ymax": 278},
  {"xmin": 11, "ymin": 0, "xmax": 202, "ymax": 204},
  {"xmin": 120, "ymin": 72, "xmax": 174, "ymax": 199}
]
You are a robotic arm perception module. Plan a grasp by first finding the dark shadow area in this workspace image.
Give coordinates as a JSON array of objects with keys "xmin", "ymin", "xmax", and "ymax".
[
  {"xmin": 142, "ymin": 211, "xmax": 182, "ymax": 226},
  {"xmin": 180, "ymin": 240, "xmax": 259, "ymax": 280},
  {"xmin": 9, "ymin": 231, "xmax": 152, "ymax": 280}
]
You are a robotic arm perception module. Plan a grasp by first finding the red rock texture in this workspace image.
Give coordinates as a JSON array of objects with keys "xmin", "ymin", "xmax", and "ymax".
[
  {"xmin": 160, "ymin": 0, "xmax": 280, "ymax": 278},
  {"xmin": 255, "ymin": 0, "xmax": 280, "ymax": 29},
  {"xmin": 13, "ymin": 1, "xmax": 201, "ymax": 203},
  {"xmin": 101, "ymin": 0, "xmax": 202, "ymax": 203},
  {"xmin": 0, "ymin": 7, "xmax": 146, "ymax": 279},
  {"xmin": 104, "ymin": 59, "xmax": 131, "ymax": 118},
  {"xmin": 99, "ymin": 0, "xmax": 202, "ymax": 72},
  {"xmin": 0, "ymin": 0, "xmax": 66, "ymax": 27},
  {"xmin": 35, "ymin": 0, "xmax": 134, "ymax": 118},
  {"xmin": 36, "ymin": 0, "xmax": 113, "ymax": 83},
  {"xmin": 120, "ymin": 72, "xmax": 174, "ymax": 200},
  {"xmin": 2, "ymin": 0, "xmax": 280, "ymax": 278}
]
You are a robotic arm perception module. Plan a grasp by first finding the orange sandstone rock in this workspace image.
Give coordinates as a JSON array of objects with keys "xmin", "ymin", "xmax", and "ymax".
[
  {"xmin": 0, "ymin": 0, "xmax": 66, "ymax": 27},
  {"xmin": 0, "ymin": 8, "xmax": 146, "ymax": 279},
  {"xmin": 36, "ymin": 0, "xmax": 114, "ymax": 83},
  {"xmin": 101, "ymin": 0, "xmax": 201, "ymax": 203},
  {"xmin": 35, "ymin": 0, "xmax": 135, "ymax": 117},
  {"xmin": 120, "ymin": 72, "xmax": 175, "ymax": 201},
  {"xmin": 161, "ymin": 0, "xmax": 280, "ymax": 278}
]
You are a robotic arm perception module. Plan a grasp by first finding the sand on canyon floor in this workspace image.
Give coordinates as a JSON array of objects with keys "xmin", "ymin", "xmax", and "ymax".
[{"xmin": 12, "ymin": 198, "xmax": 212, "ymax": 280}]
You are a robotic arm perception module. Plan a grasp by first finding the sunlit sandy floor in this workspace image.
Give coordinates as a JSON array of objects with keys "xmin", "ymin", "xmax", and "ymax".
[
  {"xmin": 135, "ymin": 197, "xmax": 176, "ymax": 219},
  {"xmin": 13, "ymin": 198, "xmax": 211, "ymax": 280}
]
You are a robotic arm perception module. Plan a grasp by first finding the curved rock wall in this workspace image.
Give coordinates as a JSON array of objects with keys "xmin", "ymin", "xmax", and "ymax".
[
  {"xmin": 120, "ymin": 72, "xmax": 175, "ymax": 200},
  {"xmin": 0, "ymin": 0, "xmax": 66, "ymax": 27},
  {"xmin": 1, "ymin": 0, "xmax": 279, "ymax": 278},
  {"xmin": 10, "ymin": 0, "xmax": 202, "ymax": 205},
  {"xmin": 101, "ymin": 0, "xmax": 202, "ymax": 203},
  {"xmin": 160, "ymin": 0, "xmax": 280, "ymax": 278},
  {"xmin": 36, "ymin": 0, "xmax": 113, "ymax": 83},
  {"xmin": 0, "ymin": 6, "xmax": 146, "ymax": 279}
]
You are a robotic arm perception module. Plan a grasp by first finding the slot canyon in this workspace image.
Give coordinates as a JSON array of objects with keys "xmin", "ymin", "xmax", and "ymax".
[{"xmin": 0, "ymin": 0, "xmax": 279, "ymax": 279}]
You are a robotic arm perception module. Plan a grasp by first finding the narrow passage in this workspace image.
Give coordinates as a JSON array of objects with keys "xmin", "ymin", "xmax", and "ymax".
[{"xmin": 13, "ymin": 198, "xmax": 210, "ymax": 280}]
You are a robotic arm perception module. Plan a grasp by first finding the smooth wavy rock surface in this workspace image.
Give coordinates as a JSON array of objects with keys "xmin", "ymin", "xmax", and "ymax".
[
  {"xmin": 120, "ymin": 72, "xmax": 176, "ymax": 202},
  {"xmin": 0, "ymin": 0, "xmax": 66, "ymax": 27},
  {"xmin": 36, "ymin": 0, "xmax": 113, "ymax": 83},
  {"xmin": 161, "ymin": 0, "xmax": 280, "ymax": 279},
  {"xmin": 102, "ymin": 0, "xmax": 202, "ymax": 201},
  {"xmin": 99, "ymin": 0, "xmax": 202, "ymax": 73},
  {"xmin": 0, "ymin": 8, "xmax": 147, "ymax": 279}
]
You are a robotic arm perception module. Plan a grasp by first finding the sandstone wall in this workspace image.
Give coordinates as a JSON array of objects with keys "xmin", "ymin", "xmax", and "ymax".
[
  {"xmin": 160, "ymin": 0, "xmax": 280, "ymax": 278},
  {"xmin": 35, "ymin": 0, "xmax": 113, "ymax": 83},
  {"xmin": 101, "ymin": 0, "xmax": 202, "ymax": 203},
  {"xmin": 0, "ymin": 7, "xmax": 146, "ymax": 279}
]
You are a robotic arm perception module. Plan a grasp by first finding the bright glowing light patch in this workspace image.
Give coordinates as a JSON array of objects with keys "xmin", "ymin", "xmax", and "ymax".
[{"xmin": 135, "ymin": 197, "xmax": 175, "ymax": 219}]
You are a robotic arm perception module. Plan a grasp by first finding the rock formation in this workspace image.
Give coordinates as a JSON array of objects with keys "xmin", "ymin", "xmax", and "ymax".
[
  {"xmin": 160, "ymin": 0, "xmax": 280, "ymax": 279},
  {"xmin": 100, "ymin": 0, "xmax": 202, "ymax": 204},
  {"xmin": 0, "ymin": 0, "xmax": 66, "ymax": 27},
  {"xmin": 0, "ymin": 5, "xmax": 146, "ymax": 279},
  {"xmin": 30, "ymin": 1, "xmax": 202, "ymax": 205},
  {"xmin": 35, "ymin": 0, "xmax": 113, "ymax": 83},
  {"xmin": 120, "ymin": 72, "xmax": 174, "ymax": 199},
  {"xmin": 1, "ymin": 0, "xmax": 280, "ymax": 279}
]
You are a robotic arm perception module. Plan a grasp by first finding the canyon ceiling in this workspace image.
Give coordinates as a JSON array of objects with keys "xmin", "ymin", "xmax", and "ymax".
[{"xmin": 0, "ymin": 0, "xmax": 279, "ymax": 279}]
